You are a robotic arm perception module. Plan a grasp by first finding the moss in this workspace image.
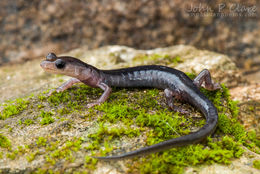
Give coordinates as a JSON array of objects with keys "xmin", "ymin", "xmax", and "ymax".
[
  {"xmin": 86, "ymin": 123, "xmax": 142, "ymax": 154},
  {"xmin": 6, "ymin": 150, "xmax": 18, "ymax": 160},
  {"xmin": 82, "ymin": 82, "xmax": 249, "ymax": 171},
  {"xmin": 85, "ymin": 156, "xmax": 98, "ymax": 170},
  {"xmin": 71, "ymin": 83, "xmax": 242, "ymax": 173},
  {"xmin": 203, "ymin": 84, "xmax": 259, "ymax": 154},
  {"xmin": 38, "ymin": 94, "xmax": 47, "ymax": 101},
  {"xmin": 45, "ymin": 138, "xmax": 83, "ymax": 165},
  {"xmin": 26, "ymin": 151, "xmax": 39, "ymax": 162},
  {"xmin": 135, "ymin": 137, "xmax": 242, "ymax": 173},
  {"xmin": 8, "ymin": 127, "xmax": 13, "ymax": 132},
  {"xmin": 0, "ymin": 134, "xmax": 11, "ymax": 149},
  {"xmin": 39, "ymin": 110, "xmax": 55, "ymax": 125},
  {"xmin": 90, "ymin": 83, "xmax": 250, "ymax": 172},
  {"xmin": 133, "ymin": 54, "xmax": 183, "ymax": 65},
  {"xmin": 37, "ymin": 104, "xmax": 45, "ymax": 109},
  {"xmin": 34, "ymin": 168, "xmax": 55, "ymax": 174},
  {"xmin": 47, "ymin": 90, "xmax": 71, "ymax": 106},
  {"xmin": 1, "ymin": 69, "xmax": 259, "ymax": 173},
  {"xmin": 46, "ymin": 141, "xmax": 60, "ymax": 151},
  {"xmin": 36, "ymin": 137, "xmax": 47, "ymax": 147},
  {"xmin": 218, "ymin": 113, "xmax": 246, "ymax": 141},
  {"xmin": 221, "ymin": 84, "xmax": 240, "ymax": 117},
  {"xmin": 0, "ymin": 98, "xmax": 29, "ymax": 120},
  {"xmin": 200, "ymin": 84, "xmax": 246, "ymax": 140},
  {"xmin": 185, "ymin": 72, "xmax": 197, "ymax": 79},
  {"xmin": 247, "ymin": 130, "xmax": 260, "ymax": 152},
  {"xmin": 17, "ymin": 145, "xmax": 27, "ymax": 154},
  {"xmin": 23, "ymin": 119, "xmax": 34, "ymax": 126},
  {"xmin": 57, "ymin": 107, "xmax": 70, "ymax": 115},
  {"xmin": 253, "ymin": 159, "xmax": 260, "ymax": 170},
  {"xmin": 18, "ymin": 119, "xmax": 22, "ymax": 125},
  {"xmin": 5, "ymin": 145, "xmax": 28, "ymax": 160}
]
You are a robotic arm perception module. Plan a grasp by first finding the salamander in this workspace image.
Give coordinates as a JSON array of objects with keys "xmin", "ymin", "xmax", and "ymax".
[{"xmin": 40, "ymin": 53, "xmax": 221, "ymax": 160}]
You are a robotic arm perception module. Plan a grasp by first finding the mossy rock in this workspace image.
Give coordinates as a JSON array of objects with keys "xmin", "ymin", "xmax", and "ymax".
[{"xmin": 0, "ymin": 45, "xmax": 259, "ymax": 174}]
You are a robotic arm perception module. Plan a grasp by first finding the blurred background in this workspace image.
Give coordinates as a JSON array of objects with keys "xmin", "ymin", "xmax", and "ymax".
[{"xmin": 0, "ymin": 0, "xmax": 259, "ymax": 80}]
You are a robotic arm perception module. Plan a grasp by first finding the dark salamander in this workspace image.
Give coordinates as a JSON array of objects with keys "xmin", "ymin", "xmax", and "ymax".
[{"xmin": 41, "ymin": 53, "xmax": 221, "ymax": 160}]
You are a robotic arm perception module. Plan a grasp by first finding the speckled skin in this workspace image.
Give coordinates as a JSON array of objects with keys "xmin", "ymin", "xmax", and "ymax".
[{"xmin": 41, "ymin": 53, "xmax": 220, "ymax": 160}]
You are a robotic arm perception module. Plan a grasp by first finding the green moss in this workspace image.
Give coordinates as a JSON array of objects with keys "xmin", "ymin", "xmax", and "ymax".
[
  {"xmin": 38, "ymin": 94, "xmax": 47, "ymax": 101},
  {"xmin": 202, "ymin": 84, "xmax": 260, "ymax": 154},
  {"xmin": 39, "ymin": 110, "xmax": 55, "ymax": 125},
  {"xmin": 247, "ymin": 130, "xmax": 260, "ymax": 153},
  {"xmin": 73, "ymin": 83, "xmax": 241, "ymax": 172},
  {"xmin": 253, "ymin": 159, "xmax": 260, "ymax": 170},
  {"xmin": 221, "ymin": 84, "xmax": 240, "ymax": 117},
  {"xmin": 133, "ymin": 54, "xmax": 183, "ymax": 65},
  {"xmin": 134, "ymin": 137, "xmax": 243, "ymax": 174},
  {"xmin": 86, "ymin": 83, "xmax": 250, "ymax": 173},
  {"xmin": 86, "ymin": 123, "xmax": 142, "ymax": 153},
  {"xmin": 34, "ymin": 168, "xmax": 53, "ymax": 174},
  {"xmin": 26, "ymin": 151, "xmax": 39, "ymax": 162},
  {"xmin": 47, "ymin": 91, "xmax": 71, "ymax": 106},
  {"xmin": 45, "ymin": 138, "xmax": 83, "ymax": 165},
  {"xmin": 85, "ymin": 156, "xmax": 98, "ymax": 170},
  {"xmin": 200, "ymin": 84, "xmax": 246, "ymax": 140},
  {"xmin": 1, "ymin": 68, "xmax": 259, "ymax": 173},
  {"xmin": 218, "ymin": 113, "xmax": 246, "ymax": 141},
  {"xmin": 23, "ymin": 119, "xmax": 34, "ymax": 126},
  {"xmin": 46, "ymin": 141, "xmax": 60, "ymax": 151},
  {"xmin": 0, "ymin": 98, "xmax": 29, "ymax": 120},
  {"xmin": 185, "ymin": 72, "xmax": 197, "ymax": 79},
  {"xmin": 5, "ymin": 145, "xmax": 28, "ymax": 160},
  {"xmin": 17, "ymin": 145, "xmax": 27, "ymax": 154},
  {"xmin": 45, "ymin": 155, "xmax": 56, "ymax": 165},
  {"xmin": 0, "ymin": 134, "xmax": 11, "ymax": 149},
  {"xmin": 37, "ymin": 104, "xmax": 45, "ymax": 109},
  {"xmin": 8, "ymin": 127, "xmax": 13, "ymax": 132},
  {"xmin": 57, "ymin": 107, "xmax": 70, "ymax": 115},
  {"xmin": 43, "ymin": 85, "xmax": 99, "ymax": 113},
  {"xmin": 6, "ymin": 150, "xmax": 18, "ymax": 160},
  {"xmin": 36, "ymin": 137, "xmax": 47, "ymax": 147}
]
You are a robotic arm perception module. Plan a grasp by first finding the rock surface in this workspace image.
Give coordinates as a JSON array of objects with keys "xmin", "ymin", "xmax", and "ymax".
[{"xmin": 0, "ymin": 45, "xmax": 259, "ymax": 173}]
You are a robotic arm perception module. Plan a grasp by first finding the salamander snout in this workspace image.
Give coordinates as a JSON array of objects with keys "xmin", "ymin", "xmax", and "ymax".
[{"xmin": 40, "ymin": 61, "xmax": 49, "ymax": 69}]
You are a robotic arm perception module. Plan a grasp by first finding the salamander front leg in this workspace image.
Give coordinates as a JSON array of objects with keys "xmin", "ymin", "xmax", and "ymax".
[
  {"xmin": 87, "ymin": 82, "xmax": 112, "ymax": 108},
  {"xmin": 193, "ymin": 69, "xmax": 221, "ymax": 91},
  {"xmin": 164, "ymin": 89, "xmax": 188, "ymax": 114},
  {"xmin": 48, "ymin": 78, "xmax": 81, "ymax": 96}
]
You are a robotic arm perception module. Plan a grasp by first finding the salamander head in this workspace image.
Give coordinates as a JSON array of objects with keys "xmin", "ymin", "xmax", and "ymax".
[{"xmin": 40, "ymin": 53, "xmax": 93, "ymax": 78}]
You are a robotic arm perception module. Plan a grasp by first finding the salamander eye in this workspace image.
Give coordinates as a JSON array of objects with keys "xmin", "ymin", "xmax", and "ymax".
[
  {"xmin": 55, "ymin": 59, "xmax": 66, "ymax": 69},
  {"xmin": 46, "ymin": 53, "xmax": 57, "ymax": 61}
]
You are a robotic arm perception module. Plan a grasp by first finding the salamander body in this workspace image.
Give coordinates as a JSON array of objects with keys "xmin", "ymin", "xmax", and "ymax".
[{"xmin": 40, "ymin": 53, "xmax": 220, "ymax": 160}]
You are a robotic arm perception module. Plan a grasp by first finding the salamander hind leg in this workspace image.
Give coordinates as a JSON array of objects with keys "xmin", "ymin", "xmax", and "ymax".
[
  {"xmin": 193, "ymin": 69, "xmax": 221, "ymax": 91},
  {"xmin": 164, "ymin": 88, "xmax": 188, "ymax": 114}
]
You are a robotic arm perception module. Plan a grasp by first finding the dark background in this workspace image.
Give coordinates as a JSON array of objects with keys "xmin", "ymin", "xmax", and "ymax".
[{"xmin": 0, "ymin": 0, "xmax": 259, "ymax": 70}]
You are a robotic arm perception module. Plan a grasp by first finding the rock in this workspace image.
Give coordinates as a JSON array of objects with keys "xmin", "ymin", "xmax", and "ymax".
[{"xmin": 0, "ymin": 45, "xmax": 259, "ymax": 174}]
